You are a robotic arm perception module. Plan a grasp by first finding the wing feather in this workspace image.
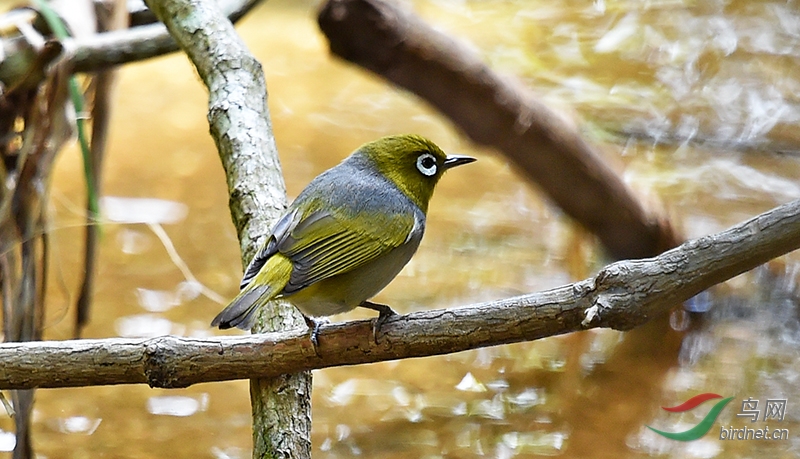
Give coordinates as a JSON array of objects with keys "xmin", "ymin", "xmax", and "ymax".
[
  {"xmin": 239, "ymin": 208, "xmax": 298, "ymax": 289},
  {"xmin": 279, "ymin": 209, "xmax": 415, "ymax": 293}
]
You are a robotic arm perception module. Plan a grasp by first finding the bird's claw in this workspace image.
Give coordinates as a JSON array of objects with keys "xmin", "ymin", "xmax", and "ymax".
[
  {"xmin": 303, "ymin": 315, "xmax": 325, "ymax": 355},
  {"xmin": 361, "ymin": 301, "xmax": 398, "ymax": 344}
]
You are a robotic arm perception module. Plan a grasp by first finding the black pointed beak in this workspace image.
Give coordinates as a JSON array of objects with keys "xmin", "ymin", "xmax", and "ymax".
[{"xmin": 443, "ymin": 155, "xmax": 476, "ymax": 169}]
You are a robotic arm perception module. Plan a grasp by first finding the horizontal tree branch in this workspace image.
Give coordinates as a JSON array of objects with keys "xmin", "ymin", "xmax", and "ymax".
[
  {"xmin": 69, "ymin": 0, "xmax": 261, "ymax": 73},
  {"xmin": 1, "ymin": 198, "xmax": 798, "ymax": 390},
  {"xmin": 0, "ymin": 0, "xmax": 262, "ymax": 79}
]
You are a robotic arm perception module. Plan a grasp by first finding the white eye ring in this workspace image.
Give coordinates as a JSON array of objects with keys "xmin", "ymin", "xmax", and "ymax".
[{"xmin": 416, "ymin": 153, "xmax": 438, "ymax": 177}]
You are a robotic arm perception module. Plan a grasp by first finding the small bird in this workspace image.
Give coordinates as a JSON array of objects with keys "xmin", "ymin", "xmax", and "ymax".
[{"xmin": 211, "ymin": 134, "xmax": 475, "ymax": 345}]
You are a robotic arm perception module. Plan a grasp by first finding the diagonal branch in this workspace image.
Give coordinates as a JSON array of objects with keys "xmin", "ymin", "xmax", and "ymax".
[
  {"xmin": 317, "ymin": 0, "xmax": 679, "ymax": 260},
  {"xmin": 1, "ymin": 198, "xmax": 798, "ymax": 390}
]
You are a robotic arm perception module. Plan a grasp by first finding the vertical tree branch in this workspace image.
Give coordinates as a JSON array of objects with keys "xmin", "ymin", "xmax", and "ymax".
[
  {"xmin": 142, "ymin": 1, "xmax": 311, "ymax": 457},
  {"xmin": 3, "ymin": 49, "xmax": 74, "ymax": 459},
  {"xmin": 75, "ymin": 0, "xmax": 129, "ymax": 338}
]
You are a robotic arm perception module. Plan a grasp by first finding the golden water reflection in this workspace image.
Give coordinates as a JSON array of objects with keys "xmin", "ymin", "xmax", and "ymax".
[{"xmin": 1, "ymin": 0, "xmax": 800, "ymax": 457}]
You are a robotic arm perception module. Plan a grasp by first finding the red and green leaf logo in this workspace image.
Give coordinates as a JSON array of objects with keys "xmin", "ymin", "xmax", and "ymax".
[{"xmin": 647, "ymin": 393, "xmax": 734, "ymax": 441}]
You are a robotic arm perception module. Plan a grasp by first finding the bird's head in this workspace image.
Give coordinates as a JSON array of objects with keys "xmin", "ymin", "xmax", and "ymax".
[{"xmin": 356, "ymin": 134, "xmax": 475, "ymax": 212}]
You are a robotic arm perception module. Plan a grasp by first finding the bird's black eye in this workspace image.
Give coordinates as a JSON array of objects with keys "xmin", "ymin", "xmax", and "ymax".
[{"xmin": 416, "ymin": 153, "xmax": 437, "ymax": 176}]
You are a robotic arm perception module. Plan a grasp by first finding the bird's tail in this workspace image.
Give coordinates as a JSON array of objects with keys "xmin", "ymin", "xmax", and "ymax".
[{"xmin": 211, "ymin": 254, "xmax": 293, "ymax": 330}]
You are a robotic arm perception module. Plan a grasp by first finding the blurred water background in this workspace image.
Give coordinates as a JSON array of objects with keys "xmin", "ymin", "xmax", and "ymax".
[{"xmin": 1, "ymin": 0, "xmax": 800, "ymax": 457}]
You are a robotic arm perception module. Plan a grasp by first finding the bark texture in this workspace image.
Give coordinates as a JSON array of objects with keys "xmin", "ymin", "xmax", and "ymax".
[
  {"xmin": 142, "ymin": 0, "xmax": 311, "ymax": 458},
  {"xmin": 1, "ymin": 198, "xmax": 798, "ymax": 390}
]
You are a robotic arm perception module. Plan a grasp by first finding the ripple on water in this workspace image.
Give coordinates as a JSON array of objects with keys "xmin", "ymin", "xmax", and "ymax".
[{"xmin": 146, "ymin": 394, "xmax": 208, "ymax": 417}]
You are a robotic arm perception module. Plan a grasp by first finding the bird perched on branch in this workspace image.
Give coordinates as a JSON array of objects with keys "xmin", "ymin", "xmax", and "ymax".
[{"xmin": 212, "ymin": 134, "xmax": 475, "ymax": 346}]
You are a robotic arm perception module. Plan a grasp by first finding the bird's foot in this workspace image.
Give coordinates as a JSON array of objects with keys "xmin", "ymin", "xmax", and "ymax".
[
  {"xmin": 360, "ymin": 301, "xmax": 397, "ymax": 344},
  {"xmin": 303, "ymin": 315, "xmax": 326, "ymax": 355}
]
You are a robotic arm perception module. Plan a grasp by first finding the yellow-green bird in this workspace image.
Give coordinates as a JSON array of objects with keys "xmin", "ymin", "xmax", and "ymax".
[{"xmin": 211, "ymin": 134, "xmax": 475, "ymax": 344}]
